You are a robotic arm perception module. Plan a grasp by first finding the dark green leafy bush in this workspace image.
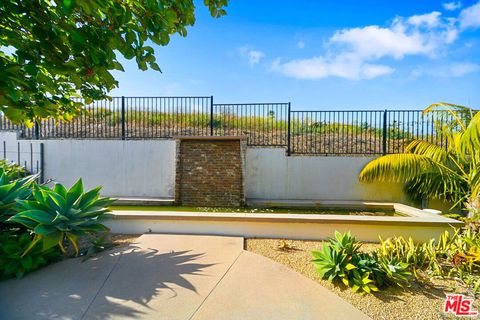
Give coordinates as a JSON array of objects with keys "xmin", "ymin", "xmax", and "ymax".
[
  {"xmin": 0, "ymin": 161, "xmax": 113, "ymax": 280},
  {"xmin": 0, "ymin": 232, "xmax": 61, "ymax": 279},
  {"xmin": 9, "ymin": 179, "xmax": 114, "ymax": 255}
]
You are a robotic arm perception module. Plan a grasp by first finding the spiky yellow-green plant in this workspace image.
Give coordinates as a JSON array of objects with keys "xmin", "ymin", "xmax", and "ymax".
[{"xmin": 359, "ymin": 103, "xmax": 480, "ymax": 217}]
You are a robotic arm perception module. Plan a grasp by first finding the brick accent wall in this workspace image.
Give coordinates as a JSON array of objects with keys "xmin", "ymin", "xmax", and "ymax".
[{"xmin": 175, "ymin": 137, "xmax": 246, "ymax": 207}]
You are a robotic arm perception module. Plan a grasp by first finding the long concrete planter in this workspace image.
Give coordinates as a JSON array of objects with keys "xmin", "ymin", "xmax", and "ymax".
[{"xmin": 105, "ymin": 201, "xmax": 463, "ymax": 243}]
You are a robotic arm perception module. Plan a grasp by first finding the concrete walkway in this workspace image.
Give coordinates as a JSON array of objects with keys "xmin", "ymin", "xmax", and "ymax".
[{"xmin": 0, "ymin": 234, "xmax": 370, "ymax": 320}]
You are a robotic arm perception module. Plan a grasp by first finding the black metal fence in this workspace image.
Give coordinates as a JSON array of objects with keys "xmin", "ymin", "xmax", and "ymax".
[
  {"xmin": 0, "ymin": 96, "xmax": 460, "ymax": 156},
  {"xmin": 1, "ymin": 140, "xmax": 44, "ymax": 183}
]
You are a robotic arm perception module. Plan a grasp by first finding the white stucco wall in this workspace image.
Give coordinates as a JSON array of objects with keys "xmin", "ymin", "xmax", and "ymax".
[
  {"xmin": 0, "ymin": 131, "xmax": 175, "ymax": 198},
  {"xmin": 43, "ymin": 140, "xmax": 176, "ymax": 198},
  {"xmin": 0, "ymin": 130, "xmax": 409, "ymax": 202},
  {"xmin": 245, "ymin": 148, "xmax": 409, "ymax": 202},
  {"xmin": 0, "ymin": 131, "xmax": 43, "ymax": 174}
]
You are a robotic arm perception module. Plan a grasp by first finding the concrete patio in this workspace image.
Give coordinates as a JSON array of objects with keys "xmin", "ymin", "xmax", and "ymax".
[{"xmin": 0, "ymin": 234, "xmax": 370, "ymax": 320}]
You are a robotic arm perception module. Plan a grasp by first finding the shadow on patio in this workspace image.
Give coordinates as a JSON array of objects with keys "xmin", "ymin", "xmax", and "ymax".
[{"xmin": 0, "ymin": 242, "xmax": 219, "ymax": 320}]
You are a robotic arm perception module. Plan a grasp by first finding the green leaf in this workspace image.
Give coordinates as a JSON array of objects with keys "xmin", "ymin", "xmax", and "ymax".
[
  {"xmin": 42, "ymin": 232, "xmax": 63, "ymax": 251},
  {"xmin": 54, "ymin": 184, "xmax": 68, "ymax": 198},
  {"xmin": 14, "ymin": 210, "xmax": 55, "ymax": 224},
  {"xmin": 34, "ymin": 224, "xmax": 58, "ymax": 235},
  {"xmin": 346, "ymin": 263, "xmax": 356, "ymax": 270},
  {"xmin": 20, "ymin": 255, "xmax": 33, "ymax": 271},
  {"xmin": 67, "ymin": 179, "xmax": 84, "ymax": 207}
]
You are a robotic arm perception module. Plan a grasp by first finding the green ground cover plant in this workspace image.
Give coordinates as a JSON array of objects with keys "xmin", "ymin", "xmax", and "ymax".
[{"xmin": 0, "ymin": 163, "xmax": 113, "ymax": 279}]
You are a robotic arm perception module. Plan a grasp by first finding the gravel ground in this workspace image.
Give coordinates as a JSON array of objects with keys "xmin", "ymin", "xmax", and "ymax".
[
  {"xmin": 109, "ymin": 234, "xmax": 140, "ymax": 246},
  {"xmin": 246, "ymin": 238, "xmax": 479, "ymax": 320}
]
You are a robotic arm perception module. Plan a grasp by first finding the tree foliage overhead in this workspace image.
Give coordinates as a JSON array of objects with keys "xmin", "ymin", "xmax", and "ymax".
[{"xmin": 0, "ymin": 0, "xmax": 228, "ymax": 124}]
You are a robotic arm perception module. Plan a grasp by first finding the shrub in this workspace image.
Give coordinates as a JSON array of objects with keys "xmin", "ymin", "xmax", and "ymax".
[
  {"xmin": 0, "ymin": 161, "xmax": 113, "ymax": 280},
  {"xmin": 9, "ymin": 179, "xmax": 114, "ymax": 256},
  {"xmin": 376, "ymin": 227, "xmax": 480, "ymax": 286},
  {"xmin": 312, "ymin": 231, "xmax": 410, "ymax": 294},
  {"xmin": 313, "ymin": 228, "xmax": 480, "ymax": 295},
  {"xmin": 0, "ymin": 160, "xmax": 28, "ymax": 180},
  {"xmin": 0, "ymin": 232, "xmax": 61, "ymax": 279}
]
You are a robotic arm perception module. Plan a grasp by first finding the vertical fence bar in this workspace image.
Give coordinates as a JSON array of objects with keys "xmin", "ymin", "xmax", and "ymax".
[
  {"xmin": 40, "ymin": 143, "xmax": 44, "ymax": 184},
  {"xmin": 287, "ymin": 102, "xmax": 291, "ymax": 156},
  {"xmin": 34, "ymin": 120, "xmax": 40, "ymax": 140},
  {"xmin": 210, "ymin": 96, "xmax": 214, "ymax": 136},
  {"xmin": 121, "ymin": 96, "xmax": 126, "ymax": 140},
  {"xmin": 382, "ymin": 109, "xmax": 387, "ymax": 155},
  {"xmin": 30, "ymin": 143, "xmax": 33, "ymax": 173}
]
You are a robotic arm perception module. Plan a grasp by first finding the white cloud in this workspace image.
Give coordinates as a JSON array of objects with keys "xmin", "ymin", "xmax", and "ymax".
[
  {"xmin": 410, "ymin": 62, "xmax": 480, "ymax": 78},
  {"xmin": 238, "ymin": 46, "xmax": 265, "ymax": 67},
  {"xmin": 297, "ymin": 41, "xmax": 305, "ymax": 49},
  {"xmin": 270, "ymin": 55, "xmax": 394, "ymax": 80},
  {"xmin": 443, "ymin": 1, "xmax": 463, "ymax": 11},
  {"xmin": 248, "ymin": 50, "xmax": 265, "ymax": 66},
  {"xmin": 410, "ymin": 67, "xmax": 424, "ymax": 79},
  {"xmin": 449, "ymin": 62, "xmax": 480, "ymax": 76},
  {"xmin": 459, "ymin": 1, "xmax": 480, "ymax": 29},
  {"xmin": 407, "ymin": 12, "xmax": 442, "ymax": 29},
  {"xmin": 330, "ymin": 24, "xmax": 433, "ymax": 60},
  {"xmin": 271, "ymin": 5, "xmax": 478, "ymax": 81}
]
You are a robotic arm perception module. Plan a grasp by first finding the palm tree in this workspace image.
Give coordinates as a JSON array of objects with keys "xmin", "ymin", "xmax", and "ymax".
[{"xmin": 359, "ymin": 103, "xmax": 480, "ymax": 218}]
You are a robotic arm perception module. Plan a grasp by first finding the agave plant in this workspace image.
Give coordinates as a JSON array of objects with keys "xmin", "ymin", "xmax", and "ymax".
[
  {"xmin": 0, "ymin": 168, "xmax": 36, "ymax": 223},
  {"xmin": 359, "ymin": 103, "xmax": 480, "ymax": 217},
  {"xmin": 350, "ymin": 270, "xmax": 379, "ymax": 294},
  {"xmin": 8, "ymin": 179, "xmax": 114, "ymax": 256},
  {"xmin": 328, "ymin": 230, "xmax": 362, "ymax": 255},
  {"xmin": 312, "ymin": 244, "xmax": 355, "ymax": 284}
]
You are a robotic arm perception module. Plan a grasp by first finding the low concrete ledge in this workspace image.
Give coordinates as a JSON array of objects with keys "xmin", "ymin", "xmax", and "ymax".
[
  {"xmin": 112, "ymin": 197, "xmax": 174, "ymax": 206},
  {"xmin": 110, "ymin": 211, "xmax": 462, "ymax": 227},
  {"xmin": 246, "ymin": 199, "xmax": 396, "ymax": 210},
  {"xmin": 106, "ymin": 204, "xmax": 463, "ymax": 243}
]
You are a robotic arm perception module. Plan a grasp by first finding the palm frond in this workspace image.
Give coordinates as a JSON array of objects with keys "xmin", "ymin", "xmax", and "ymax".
[
  {"xmin": 361, "ymin": 102, "xmax": 478, "ymax": 212},
  {"xmin": 461, "ymin": 111, "xmax": 480, "ymax": 154},
  {"xmin": 470, "ymin": 165, "xmax": 480, "ymax": 199},
  {"xmin": 405, "ymin": 140, "xmax": 448, "ymax": 163},
  {"xmin": 359, "ymin": 154, "xmax": 436, "ymax": 183},
  {"xmin": 423, "ymin": 102, "xmax": 470, "ymax": 132},
  {"xmin": 404, "ymin": 171, "xmax": 467, "ymax": 206}
]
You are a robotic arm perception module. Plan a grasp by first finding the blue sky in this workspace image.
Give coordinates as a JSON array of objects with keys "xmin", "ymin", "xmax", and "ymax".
[{"xmin": 111, "ymin": 0, "xmax": 480, "ymax": 110}]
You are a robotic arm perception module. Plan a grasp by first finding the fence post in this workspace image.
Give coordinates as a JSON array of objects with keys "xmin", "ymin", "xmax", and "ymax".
[
  {"xmin": 121, "ymin": 96, "xmax": 126, "ymax": 140},
  {"xmin": 382, "ymin": 109, "xmax": 387, "ymax": 155},
  {"xmin": 210, "ymin": 96, "xmax": 214, "ymax": 136},
  {"xmin": 287, "ymin": 102, "xmax": 291, "ymax": 156},
  {"xmin": 40, "ymin": 143, "xmax": 44, "ymax": 184},
  {"xmin": 34, "ymin": 119, "xmax": 40, "ymax": 140}
]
